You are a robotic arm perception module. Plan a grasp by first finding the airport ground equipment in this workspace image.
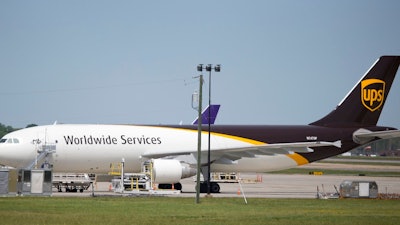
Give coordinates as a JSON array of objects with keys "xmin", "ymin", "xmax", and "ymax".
[
  {"xmin": 198, "ymin": 172, "xmax": 263, "ymax": 193},
  {"xmin": 198, "ymin": 172, "xmax": 240, "ymax": 193},
  {"xmin": 0, "ymin": 168, "xmax": 16, "ymax": 195},
  {"xmin": 340, "ymin": 180, "xmax": 378, "ymax": 198},
  {"xmin": 26, "ymin": 142, "xmax": 56, "ymax": 170},
  {"xmin": 316, "ymin": 184, "xmax": 340, "ymax": 199},
  {"xmin": 109, "ymin": 159, "xmax": 181, "ymax": 195},
  {"xmin": 0, "ymin": 168, "xmax": 10, "ymax": 195},
  {"xmin": 0, "ymin": 142, "xmax": 55, "ymax": 196},
  {"xmin": 52, "ymin": 173, "xmax": 92, "ymax": 192},
  {"xmin": 12, "ymin": 141, "xmax": 55, "ymax": 196},
  {"xmin": 210, "ymin": 172, "xmax": 239, "ymax": 183},
  {"xmin": 17, "ymin": 169, "xmax": 52, "ymax": 196}
]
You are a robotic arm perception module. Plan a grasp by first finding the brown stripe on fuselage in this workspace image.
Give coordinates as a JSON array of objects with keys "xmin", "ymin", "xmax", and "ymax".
[{"xmin": 152, "ymin": 124, "xmax": 395, "ymax": 163}]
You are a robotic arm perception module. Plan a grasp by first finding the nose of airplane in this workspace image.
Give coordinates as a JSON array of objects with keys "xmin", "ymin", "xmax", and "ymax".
[{"xmin": 0, "ymin": 136, "xmax": 37, "ymax": 169}]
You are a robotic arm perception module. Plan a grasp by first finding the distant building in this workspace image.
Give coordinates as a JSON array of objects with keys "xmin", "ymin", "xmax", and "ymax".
[{"xmin": 349, "ymin": 137, "xmax": 400, "ymax": 157}]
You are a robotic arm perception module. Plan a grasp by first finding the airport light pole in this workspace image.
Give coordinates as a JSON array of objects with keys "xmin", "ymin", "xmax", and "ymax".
[
  {"xmin": 197, "ymin": 64, "xmax": 221, "ymax": 195},
  {"xmin": 193, "ymin": 75, "xmax": 203, "ymax": 204}
]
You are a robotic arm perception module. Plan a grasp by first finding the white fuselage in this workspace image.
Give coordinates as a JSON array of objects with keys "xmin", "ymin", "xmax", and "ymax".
[{"xmin": 0, "ymin": 124, "xmax": 299, "ymax": 173}]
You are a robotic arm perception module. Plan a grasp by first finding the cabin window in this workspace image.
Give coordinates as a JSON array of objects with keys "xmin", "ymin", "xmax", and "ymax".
[{"xmin": 0, "ymin": 139, "xmax": 6, "ymax": 143}]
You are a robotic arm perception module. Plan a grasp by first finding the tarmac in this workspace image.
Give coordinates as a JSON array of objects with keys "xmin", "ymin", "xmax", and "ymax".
[
  {"xmin": 53, "ymin": 173, "xmax": 400, "ymax": 198},
  {"xmin": 50, "ymin": 158, "xmax": 400, "ymax": 198}
]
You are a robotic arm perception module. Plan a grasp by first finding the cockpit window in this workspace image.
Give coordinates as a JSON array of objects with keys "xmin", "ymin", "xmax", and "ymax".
[{"xmin": 0, "ymin": 138, "xmax": 20, "ymax": 144}]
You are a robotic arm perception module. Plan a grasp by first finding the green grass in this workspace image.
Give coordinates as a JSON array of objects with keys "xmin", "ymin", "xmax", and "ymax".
[{"xmin": 0, "ymin": 197, "xmax": 399, "ymax": 225}]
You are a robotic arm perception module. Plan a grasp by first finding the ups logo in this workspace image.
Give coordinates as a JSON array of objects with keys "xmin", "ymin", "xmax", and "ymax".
[{"xmin": 361, "ymin": 79, "xmax": 385, "ymax": 112}]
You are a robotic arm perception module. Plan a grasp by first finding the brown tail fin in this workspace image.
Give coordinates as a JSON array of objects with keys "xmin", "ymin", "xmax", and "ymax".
[{"xmin": 310, "ymin": 56, "xmax": 400, "ymax": 127}]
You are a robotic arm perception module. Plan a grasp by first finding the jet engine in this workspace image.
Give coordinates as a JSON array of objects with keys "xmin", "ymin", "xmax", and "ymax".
[{"xmin": 152, "ymin": 159, "xmax": 196, "ymax": 184}]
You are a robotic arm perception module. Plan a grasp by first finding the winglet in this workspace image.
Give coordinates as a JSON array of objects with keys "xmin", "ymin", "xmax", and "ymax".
[{"xmin": 192, "ymin": 104, "xmax": 221, "ymax": 125}]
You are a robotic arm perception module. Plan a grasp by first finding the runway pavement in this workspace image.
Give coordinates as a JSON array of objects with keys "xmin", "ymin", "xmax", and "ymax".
[
  {"xmin": 177, "ymin": 174, "xmax": 399, "ymax": 198},
  {"xmin": 53, "ymin": 173, "xmax": 400, "ymax": 198}
]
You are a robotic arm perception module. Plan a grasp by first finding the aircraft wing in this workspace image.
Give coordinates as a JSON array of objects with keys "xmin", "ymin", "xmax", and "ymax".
[
  {"xmin": 207, "ymin": 140, "xmax": 341, "ymax": 162},
  {"xmin": 142, "ymin": 140, "xmax": 342, "ymax": 161}
]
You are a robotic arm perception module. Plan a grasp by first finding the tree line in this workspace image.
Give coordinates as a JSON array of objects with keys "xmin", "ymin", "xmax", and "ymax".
[{"xmin": 0, "ymin": 123, "xmax": 37, "ymax": 138}]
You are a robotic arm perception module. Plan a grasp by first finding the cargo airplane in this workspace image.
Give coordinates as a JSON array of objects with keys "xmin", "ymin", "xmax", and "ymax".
[{"xmin": 1, "ymin": 56, "xmax": 400, "ymax": 193}]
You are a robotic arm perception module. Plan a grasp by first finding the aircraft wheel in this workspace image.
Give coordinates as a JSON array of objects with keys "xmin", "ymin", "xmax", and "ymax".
[
  {"xmin": 198, "ymin": 182, "xmax": 220, "ymax": 193},
  {"xmin": 210, "ymin": 182, "xmax": 220, "ymax": 193},
  {"xmin": 174, "ymin": 183, "xmax": 182, "ymax": 190},
  {"xmin": 158, "ymin": 183, "xmax": 182, "ymax": 190},
  {"xmin": 199, "ymin": 182, "xmax": 207, "ymax": 193}
]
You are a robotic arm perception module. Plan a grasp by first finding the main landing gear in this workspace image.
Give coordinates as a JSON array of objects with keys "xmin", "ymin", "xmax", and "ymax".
[
  {"xmin": 158, "ymin": 183, "xmax": 182, "ymax": 191},
  {"xmin": 200, "ymin": 182, "xmax": 220, "ymax": 193},
  {"xmin": 159, "ymin": 182, "xmax": 220, "ymax": 193}
]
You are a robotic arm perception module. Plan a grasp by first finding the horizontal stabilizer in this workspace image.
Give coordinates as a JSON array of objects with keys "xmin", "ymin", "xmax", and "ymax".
[{"xmin": 353, "ymin": 128, "xmax": 400, "ymax": 144}]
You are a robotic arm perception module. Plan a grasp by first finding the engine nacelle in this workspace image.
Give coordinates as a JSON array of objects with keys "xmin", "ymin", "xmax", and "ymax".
[{"xmin": 152, "ymin": 159, "xmax": 196, "ymax": 184}]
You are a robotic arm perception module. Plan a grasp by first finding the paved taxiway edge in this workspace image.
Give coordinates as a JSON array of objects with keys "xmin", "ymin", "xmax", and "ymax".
[{"xmin": 50, "ymin": 173, "xmax": 400, "ymax": 198}]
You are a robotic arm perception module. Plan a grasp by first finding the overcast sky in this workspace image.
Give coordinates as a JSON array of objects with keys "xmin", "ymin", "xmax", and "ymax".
[{"xmin": 1, "ymin": 0, "xmax": 400, "ymax": 128}]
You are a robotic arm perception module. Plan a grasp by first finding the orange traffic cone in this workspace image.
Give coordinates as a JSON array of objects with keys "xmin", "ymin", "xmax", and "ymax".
[{"xmin": 237, "ymin": 188, "xmax": 241, "ymax": 195}]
